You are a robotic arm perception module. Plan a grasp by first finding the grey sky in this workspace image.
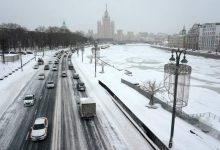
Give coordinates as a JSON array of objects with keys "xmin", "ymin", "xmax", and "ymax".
[{"xmin": 0, "ymin": 0, "xmax": 219, "ymax": 34}]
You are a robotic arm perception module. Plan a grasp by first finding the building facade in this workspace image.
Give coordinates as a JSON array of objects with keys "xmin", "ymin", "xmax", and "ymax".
[
  {"xmin": 186, "ymin": 24, "xmax": 200, "ymax": 50},
  {"xmin": 168, "ymin": 27, "xmax": 187, "ymax": 49},
  {"xmin": 198, "ymin": 23, "xmax": 220, "ymax": 51},
  {"xmin": 97, "ymin": 6, "xmax": 115, "ymax": 41}
]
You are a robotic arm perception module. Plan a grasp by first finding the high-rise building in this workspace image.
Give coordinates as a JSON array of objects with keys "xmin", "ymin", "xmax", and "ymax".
[{"xmin": 97, "ymin": 5, "xmax": 115, "ymax": 41}]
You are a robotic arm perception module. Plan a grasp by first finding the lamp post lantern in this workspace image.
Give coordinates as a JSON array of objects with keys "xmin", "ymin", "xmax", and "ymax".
[
  {"xmin": 166, "ymin": 48, "xmax": 190, "ymax": 148},
  {"xmin": 94, "ymin": 41, "xmax": 98, "ymax": 77}
]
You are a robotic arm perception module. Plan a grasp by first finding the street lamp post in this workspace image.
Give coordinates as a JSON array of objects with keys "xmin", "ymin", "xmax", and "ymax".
[
  {"xmin": 168, "ymin": 48, "xmax": 188, "ymax": 148},
  {"xmin": 81, "ymin": 44, "xmax": 84, "ymax": 62},
  {"xmin": 19, "ymin": 41, "xmax": 23, "ymax": 71},
  {"xmin": 94, "ymin": 41, "xmax": 98, "ymax": 77}
]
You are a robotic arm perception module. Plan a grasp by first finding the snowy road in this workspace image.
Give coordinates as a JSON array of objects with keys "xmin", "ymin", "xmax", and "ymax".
[{"xmin": 0, "ymin": 50, "xmax": 154, "ymax": 150}]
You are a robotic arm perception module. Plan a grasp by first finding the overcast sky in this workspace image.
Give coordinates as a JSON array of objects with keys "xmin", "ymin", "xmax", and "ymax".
[{"xmin": 0, "ymin": 0, "xmax": 220, "ymax": 34}]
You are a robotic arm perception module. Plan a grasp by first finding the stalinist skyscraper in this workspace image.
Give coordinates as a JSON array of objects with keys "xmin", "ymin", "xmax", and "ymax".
[{"xmin": 97, "ymin": 5, "xmax": 115, "ymax": 41}]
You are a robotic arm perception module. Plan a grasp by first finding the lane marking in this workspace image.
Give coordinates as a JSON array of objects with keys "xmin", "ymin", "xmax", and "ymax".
[{"xmin": 26, "ymin": 131, "xmax": 30, "ymax": 141}]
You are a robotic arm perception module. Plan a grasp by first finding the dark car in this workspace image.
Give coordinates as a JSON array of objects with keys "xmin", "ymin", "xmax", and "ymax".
[
  {"xmin": 77, "ymin": 82, "xmax": 86, "ymax": 91},
  {"xmin": 69, "ymin": 65, "xmax": 74, "ymax": 70},
  {"xmin": 44, "ymin": 65, "xmax": 50, "ymax": 70},
  {"xmin": 38, "ymin": 58, "xmax": 44, "ymax": 65},
  {"xmin": 73, "ymin": 73, "xmax": 79, "ymax": 79}
]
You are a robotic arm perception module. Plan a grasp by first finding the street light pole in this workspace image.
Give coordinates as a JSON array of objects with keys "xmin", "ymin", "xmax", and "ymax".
[
  {"xmin": 168, "ymin": 48, "xmax": 187, "ymax": 148},
  {"xmin": 94, "ymin": 42, "xmax": 98, "ymax": 77},
  {"xmin": 19, "ymin": 42, "xmax": 23, "ymax": 71},
  {"xmin": 81, "ymin": 44, "xmax": 84, "ymax": 62}
]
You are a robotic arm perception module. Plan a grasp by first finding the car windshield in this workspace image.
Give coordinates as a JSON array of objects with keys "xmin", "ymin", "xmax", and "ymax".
[
  {"xmin": 24, "ymin": 96, "xmax": 33, "ymax": 100},
  {"xmin": 79, "ymin": 83, "xmax": 84, "ymax": 86},
  {"xmin": 48, "ymin": 81, "xmax": 53, "ymax": 84},
  {"xmin": 39, "ymin": 74, "xmax": 45, "ymax": 76},
  {"xmin": 33, "ymin": 124, "xmax": 45, "ymax": 130}
]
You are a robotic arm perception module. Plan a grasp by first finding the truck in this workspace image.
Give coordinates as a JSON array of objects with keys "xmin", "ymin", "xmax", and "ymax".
[{"xmin": 79, "ymin": 98, "xmax": 96, "ymax": 118}]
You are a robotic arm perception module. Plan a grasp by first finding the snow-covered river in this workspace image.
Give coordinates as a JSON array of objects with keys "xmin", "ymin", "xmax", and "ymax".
[{"xmin": 99, "ymin": 44, "xmax": 220, "ymax": 118}]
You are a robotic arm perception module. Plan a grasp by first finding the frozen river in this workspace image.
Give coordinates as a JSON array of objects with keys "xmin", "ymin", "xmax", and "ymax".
[{"xmin": 99, "ymin": 44, "xmax": 220, "ymax": 120}]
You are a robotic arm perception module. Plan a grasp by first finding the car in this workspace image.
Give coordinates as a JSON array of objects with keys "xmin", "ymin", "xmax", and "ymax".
[
  {"xmin": 52, "ymin": 66, "xmax": 58, "ymax": 71},
  {"xmin": 33, "ymin": 64, "xmax": 39, "ymax": 69},
  {"xmin": 30, "ymin": 117, "xmax": 48, "ymax": 141},
  {"xmin": 61, "ymin": 71, "xmax": 67, "ymax": 77},
  {"xmin": 48, "ymin": 61, "xmax": 53, "ymax": 64},
  {"xmin": 77, "ymin": 82, "xmax": 86, "ymax": 91},
  {"xmin": 72, "ymin": 73, "xmax": 79, "ymax": 79},
  {"xmin": 38, "ymin": 73, "xmax": 45, "ymax": 80},
  {"xmin": 38, "ymin": 58, "xmax": 44, "ymax": 65},
  {"xmin": 68, "ymin": 64, "xmax": 74, "ymax": 70},
  {"xmin": 26, "ymin": 51, "xmax": 33, "ymax": 54},
  {"xmin": 54, "ymin": 60, "xmax": 59, "ymax": 64},
  {"xmin": 23, "ymin": 94, "xmax": 35, "ymax": 106},
  {"xmin": 47, "ymin": 81, "xmax": 55, "ymax": 88},
  {"xmin": 44, "ymin": 65, "xmax": 50, "ymax": 70},
  {"xmin": 0, "ymin": 75, "xmax": 4, "ymax": 80}
]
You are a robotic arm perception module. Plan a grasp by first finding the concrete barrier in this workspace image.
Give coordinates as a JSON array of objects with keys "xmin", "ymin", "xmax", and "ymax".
[{"xmin": 98, "ymin": 80, "xmax": 168, "ymax": 150}]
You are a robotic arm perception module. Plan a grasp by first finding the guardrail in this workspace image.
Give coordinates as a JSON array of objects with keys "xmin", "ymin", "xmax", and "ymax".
[
  {"xmin": 191, "ymin": 112, "xmax": 220, "ymax": 122},
  {"xmin": 98, "ymin": 80, "xmax": 168, "ymax": 150}
]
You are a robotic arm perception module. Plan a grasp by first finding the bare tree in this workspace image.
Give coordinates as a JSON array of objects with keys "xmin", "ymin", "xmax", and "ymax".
[{"xmin": 142, "ymin": 80, "xmax": 165, "ymax": 106}]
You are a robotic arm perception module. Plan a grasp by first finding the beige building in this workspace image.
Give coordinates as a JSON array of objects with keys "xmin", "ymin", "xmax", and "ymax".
[
  {"xmin": 186, "ymin": 24, "xmax": 200, "ymax": 50},
  {"xmin": 168, "ymin": 27, "xmax": 187, "ymax": 49}
]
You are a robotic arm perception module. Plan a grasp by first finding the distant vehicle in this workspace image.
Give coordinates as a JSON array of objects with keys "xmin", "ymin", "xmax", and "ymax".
[
  {"xmin": 38, "ymin": 58, "xmax": 44, "ymax": 65},
  {"xmin": 44, "ymin": 65, "xmax": 50, "ymax": 70},
  {"xmin": 38, "ymin": 73, "xmax": 45, "ymax": 80},
  {"xmin": 23, "ymin": 94, "xmax": 35, "ymax": 106},
  {"xmin": 72, "ymin": 73, "xmax": 79, "ymax": 79},
  {"xmin": 26, "ymin": 51, "xmax": 33, "ymax": 54},
  {"xmin": 0, "ymin": 75, "xmax": 4, "ymax": 80},
  {"xmin": 48, "ymin": 61, "xmax": 53, "ymax": 64},
  {"xmin": 61, "ymin": 71, "xmax": 67, "ymax": 77},
  {"xmin": 31, "ymin": 117, "xmax": 48, "ymax": 141},
  {"xmin": 68, "ymin": 65, "xmax": 74, "ymax": 70},
  {"xmin": 18, "ymin": 51, "xmax": 26, "ymax": 55},
  {"xmin": 54, "ymin": 60, "xmax": 59, "ymax": 64},
  {"xmin": 79, "ymin": 98, "xmax": 96, "ymax": 118},
  {"xmin": 9, "ymin": 51, "xmax": 18, "ymax": 54},
  {"xmin": 33, "ymin": 64, "xmax": 39, "ymax": 69},
  {"xmin": 52, "ymin": 66, "xmax": 58, "ymax": 71},
  {"xmin": 46, "ymin": 81, "xmax": 55, "ymax": 88},
  {"xmin": 77, "ymin": 81, "xmax": 86, "ymax": 91}
]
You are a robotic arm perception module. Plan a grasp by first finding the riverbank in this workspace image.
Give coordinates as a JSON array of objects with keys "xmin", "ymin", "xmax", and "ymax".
[{"xmin": 151, "ymin": 45, "xmax": 220, "ymax": 59}]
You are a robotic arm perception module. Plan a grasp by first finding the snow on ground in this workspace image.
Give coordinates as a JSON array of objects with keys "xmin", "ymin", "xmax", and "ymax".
[
  {"xmin": 0, "ymin": 50, "xmax": 57, "ymax": 117},
  {"xmin": 72, "ymin": 44, "xmax": 220, "ymax": 150}
]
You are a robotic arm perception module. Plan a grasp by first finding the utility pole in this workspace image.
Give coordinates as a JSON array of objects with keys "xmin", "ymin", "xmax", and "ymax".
[{"xmin": 94, "ymin": 41, "xmax": 98, "ymax": 77}]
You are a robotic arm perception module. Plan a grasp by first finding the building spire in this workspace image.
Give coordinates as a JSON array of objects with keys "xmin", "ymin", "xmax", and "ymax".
[{"xmin": 104, "ymin": 4, "xmax": 109, "ymax": 17}]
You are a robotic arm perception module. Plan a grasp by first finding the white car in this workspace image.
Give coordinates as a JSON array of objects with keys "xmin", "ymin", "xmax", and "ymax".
[
  {"xmin": 47, "ymin": 81, "xmax": 55, "ymax": 88},
  {"xmin": 61, "ymin": 71, "xmax": 67, "ymax": 77},
  {"xmin": 33, "ymin": 64, "xmax": 39, "ymax": 69},
  {"xmin": 23, "ymin": 94, "xmax": 35, "ymax": 106},
  {"xmin": 31, "ymin": 117, "xmax": 48, "ymax": 141},
  {"xmin": 38, "ymin": 73, "xmax": 45, "ymax": 80},
  {"xmin": 52, "ymin": 66, "xmax": 58, "ymax": 71}
]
